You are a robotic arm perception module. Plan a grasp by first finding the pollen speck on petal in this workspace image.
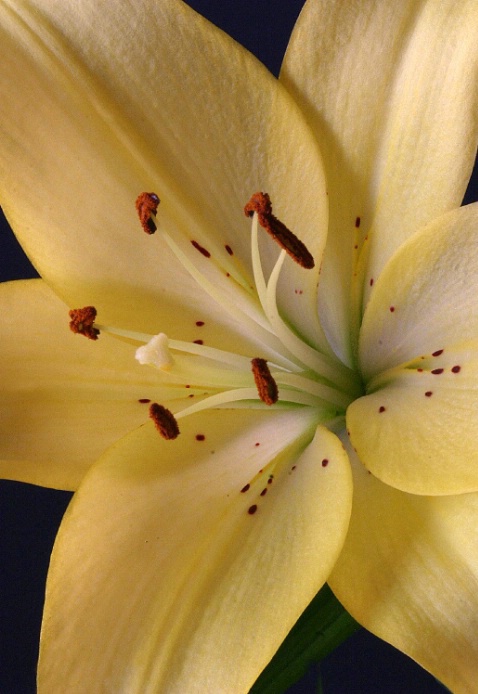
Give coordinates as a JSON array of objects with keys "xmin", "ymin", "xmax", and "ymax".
[{"xmin": 191, "ymin": 240, "xmax": 211, "ymax": 258}]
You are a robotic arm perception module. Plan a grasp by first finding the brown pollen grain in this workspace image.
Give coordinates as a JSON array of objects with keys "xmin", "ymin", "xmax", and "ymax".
[
  {"xmin": 149, "ymin": 403, "xmax": 180, "ymax": 440},
  {"xmin": 244, "ymin": 192, "xmax": 314, "ymax": 269},
  {"xmin": 251, "ymin": 358, "xmax": 279, "ymax": 405},
  {"xmin": 135, "ymin": 192, "xmax": 160, "ymax": 234},
  {"xmin": 68, "ymin": 306, "xmax": 99, "ymax": 340}
]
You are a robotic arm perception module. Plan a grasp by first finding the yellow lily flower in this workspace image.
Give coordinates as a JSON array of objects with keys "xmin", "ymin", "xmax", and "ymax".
[{"xmin": 0, "ymin": 0, "xmax": 477, "ymax": 692}]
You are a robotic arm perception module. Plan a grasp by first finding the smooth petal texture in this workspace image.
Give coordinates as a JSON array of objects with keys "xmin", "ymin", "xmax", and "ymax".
[
  {"xmin": 346, "ymin": 204, "xmax": 478, "ymax": 494},
  {"xmin": 39, "ymin": 411, "xmax": 352, "ymax": 693},
  {"xmin": 281, "ymin": 0, "xmax": 478, "ymax": 364},
  {"xmin": 330, "ymin": 441, "xmax": 478, "ymax": 694},
  {"xmin": 0, "ymin": 279, "xmax": 180, "ymax": 491},
  {"xmin": 359, "ymin": 204, "xmax": 478, "ymax": 379},
  {"xmin": 347, "ymin": 341, "xmax": 478, "ymax": 494},
  {"xmin": 0, "ymin": 0, "xmax": 328, "ymax": 356}
]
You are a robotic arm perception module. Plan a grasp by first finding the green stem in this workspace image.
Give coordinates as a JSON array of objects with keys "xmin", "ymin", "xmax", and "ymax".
[{"xmin": 249, "ymin": 584, "xmax": 360, "ymax": 694}]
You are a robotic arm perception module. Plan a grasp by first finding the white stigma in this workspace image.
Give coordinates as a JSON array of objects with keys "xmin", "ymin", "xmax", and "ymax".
[{"xmin": 135, "ymin": 333, "xmax": 175, "ymax": 370}]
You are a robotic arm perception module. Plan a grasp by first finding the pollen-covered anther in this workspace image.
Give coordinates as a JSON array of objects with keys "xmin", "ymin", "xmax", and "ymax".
[
  {"xmin": 68, "ymin": 306, "xmax": 99, "ymax": 340},
  {"xmin": 149, "ymin": 403, "xmax": 180, "ymax": 440},
  {"xmin": 136, "ymin": 192, "xmax": 160, "ymax": 234},
  {"xmin": 244, "ymin": 192, "xmax": 314, "ymax": 269},
  {"xmin": 251, "ymin": 357, "xmax": 279, "ymax": 405}
]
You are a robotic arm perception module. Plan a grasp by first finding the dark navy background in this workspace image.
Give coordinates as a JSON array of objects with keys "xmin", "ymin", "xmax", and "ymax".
[{"xmin": 1, "ymin": 1, "xmax": 476, "ymax": 692}]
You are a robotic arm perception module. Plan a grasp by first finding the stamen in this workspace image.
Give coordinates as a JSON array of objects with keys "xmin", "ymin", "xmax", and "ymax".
[
  {"xmin": 156, "ymin": 224, "xmax": 299, "ymax": 368},
  {"xmin": 136, "ymin": 192, "xmax": 160, "ymax": 234},
  {"xmin": 124, "ymin": 191, "xmax": 357, "ymax": 436},
  {"xmin": 69, "ymin": 306, "xmax": 100, "ymax": 340},
  {"xmin": 265, "ymin": 251, "xmax": 360, "ymax": 395},
  {"xmin": 244, "ymin": 192, "xmax": 314, "ymax": 269},
  {"xmin": 149, "ymin": 403, "xmax": 180, "ymax": 440},
  {"xmin": 134, "ymin": 193, "xmax": 302, "ymax": 368},
  {"xmin": 274, "ymin": 372, "xmax": 353, "ymax": 410},
  {"xmin": 251, "ymin": 358, "xmax": 279, "ymax": 405},
  {"xmin": 176, "ymin": 386, "xmax": 327, "ymax": 420}
]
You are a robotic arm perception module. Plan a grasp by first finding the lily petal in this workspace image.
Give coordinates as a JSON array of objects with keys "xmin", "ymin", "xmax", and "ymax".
[
  {"xmin": 0, "ymin": 279, "xmax": 178, "ymax": 491},
  {"xmin": 346, "ymin": 205, "xmax": 478, "ymax": 494},
  {"xmin": 281, "ymin": 0, "xmax": 478, "ymax": 364},
  {"xmin": 359, "ymin": 203, "xmax": 478, "ymax": 380},
  {"xmin": 38, "ymin": 411, "xmax": 352, "ymax": 693},
  {"xmin": 330, "ymin": 440, "xmax": 478, "ymax": 694},
  {"xmin": 0, "ymin": 0, "xmax": 327, "ymax": 354},
  {"xmin": 347, "ymin": 340, "xmax": 478, "ymax": 494}
]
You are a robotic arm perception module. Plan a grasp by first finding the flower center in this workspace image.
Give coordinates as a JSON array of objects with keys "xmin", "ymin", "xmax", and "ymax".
[{"xmin": 69, "ymin": 192, "xmax": 361, "ymax": 439}]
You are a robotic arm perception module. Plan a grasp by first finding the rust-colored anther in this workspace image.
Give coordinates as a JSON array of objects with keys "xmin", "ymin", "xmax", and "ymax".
[
  {"xmin": 136, "ymin": 192, "xmax": 160, "ymax": 234},
  {"xmin": 244, "ymin": 192, "xmax": 314, "ymax": 269},
  {"xmin": 251, "ymin": 358, "xmax": 279, "ymax": 405},
  {"xmin": 149, "ymin": 403, "xmax": 180, "ymax": 440},
  {"xmin": 69, "ymin": 306, "xmax": 100, "ymax": 340}
]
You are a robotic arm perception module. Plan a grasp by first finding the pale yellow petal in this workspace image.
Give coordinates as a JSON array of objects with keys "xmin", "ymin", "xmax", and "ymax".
[
  {"xmin": 281, "ymin": 0, "xmax": 478, "ymax": 363},
  {"xmin": 39, "ymin": 411, "xmax": 352, "ymax": 693},
  {"xmin": 347, "ymin": 340, "xmax": 478, "ymax": 495},
  {"xmin": 347, "ymin": 205, "xmax": 478, "ymax": 494},
  {"xmin": 359, "ymin": 204, "xmax": 478, "ymax": 380},
  {"xmin": 0, "ymin": 280, "xmax": 177, "ymax": 491},
  {"xmin": 330, "ymin": 440, "xmax": 478, "ymax": 694},
  {"xmin": 0, "ymin": 0, "xmax": 327, "ymax": 354}
]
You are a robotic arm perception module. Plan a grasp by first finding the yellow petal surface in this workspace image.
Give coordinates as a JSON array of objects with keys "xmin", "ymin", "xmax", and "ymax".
[
  {"xmin": 0, "ymin": 280, "xmax": 180, "ymax": 491},
  {"xmin": 38, "ymin": 410, "xmax": 352, "ymax": 693},
  {"xmin": 330, "ymin": 440, "xmax": 478, "ymax": 694},
  {"xmin": 281, "ymin": 0, "xmax": 478, "ymax": 364},
  {"xmin": 0, "ymin": 0, "xmax": 328, "ymax": 356},
  {"xmin": 359, "ymin": 204, "xmax": 478, "ymax": 379},
  {"xmin": 347, "ymin": 341, "xmax": 478, "ymax": 494},
  {"xmin": 347, "ymin": 205, "xmax": 478, "ymax": 494}
]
